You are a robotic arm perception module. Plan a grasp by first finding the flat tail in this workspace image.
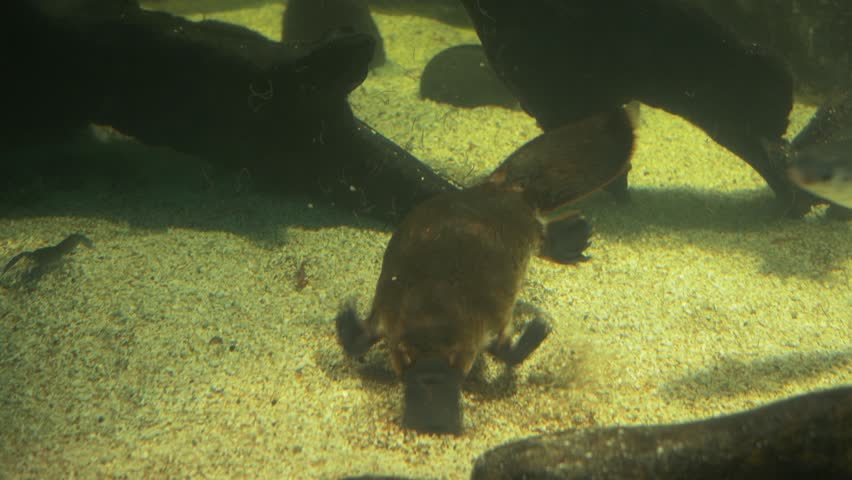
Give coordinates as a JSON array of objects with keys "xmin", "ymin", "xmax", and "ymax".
[{"xmin": 487, "ymin": 108, "xmax": 634, "ymax": 211}]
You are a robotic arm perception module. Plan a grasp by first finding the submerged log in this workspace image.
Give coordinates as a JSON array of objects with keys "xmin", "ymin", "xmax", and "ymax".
[
  {"xmin": 459, "ymin": 0, "xmax": 815, "ymax": 215},
  {"xmin": 2, "ymin": 0, "xmax": 455, "ymax": 222},
  {"xmin": 472, "ymin": 386, "xmax": 852, "ymax": 479}
]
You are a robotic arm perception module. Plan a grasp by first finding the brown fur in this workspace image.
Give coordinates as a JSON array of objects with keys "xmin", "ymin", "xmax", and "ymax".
[{"xmin": 366, "ymin": 184, "xmax": 541, "ymax": 376}]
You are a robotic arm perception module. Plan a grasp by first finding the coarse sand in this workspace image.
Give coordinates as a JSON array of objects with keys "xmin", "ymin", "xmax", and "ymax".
[{"xmin": 1, "ymin": 3, "xmax": 849, "ymax": 479}]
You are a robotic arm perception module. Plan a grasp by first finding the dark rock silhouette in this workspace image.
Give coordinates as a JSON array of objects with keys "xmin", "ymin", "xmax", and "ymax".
[
  {"xmin": 459, "ymin": 0, "xmax": 815, "ymax": 215},
  {"xmin": 283, "ymin": 0, "xmax": 386, "ymax": 69},
  {"xmin": 1, "ymin": 0, "xmax": 453, "ymax": 223},
  {"xmin": 472, "ymin": 386, "xmax": 852, "ymax": 479},
  {"xmin": 420, "ymin": 44, "xmax": 517, "ymax": 109}
]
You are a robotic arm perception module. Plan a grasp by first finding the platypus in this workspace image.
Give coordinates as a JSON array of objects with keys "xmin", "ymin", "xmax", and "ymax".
[{"xmin": 336, "ymin": 109, "xmax": 634, "ymax": 434}]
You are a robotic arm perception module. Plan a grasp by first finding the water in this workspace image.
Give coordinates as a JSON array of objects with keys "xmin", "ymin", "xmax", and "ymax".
[{"xmin": 1, "ymin": 1, "xmax": 849, "ymax": 478}]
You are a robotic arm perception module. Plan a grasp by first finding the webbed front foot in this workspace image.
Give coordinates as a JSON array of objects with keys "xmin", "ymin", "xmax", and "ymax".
[
  {"xmin": 489, "ymin": 316, "xmax": 551, "ymax": 367},
  {"xmin": 334, "ymin": 303, "xmax": 379, "ymax": 358}
]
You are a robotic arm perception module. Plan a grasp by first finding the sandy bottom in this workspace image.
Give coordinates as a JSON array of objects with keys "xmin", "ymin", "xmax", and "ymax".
[{"xmin": 1, "ymin": 3, "xmax": 850, "ymax": 479}]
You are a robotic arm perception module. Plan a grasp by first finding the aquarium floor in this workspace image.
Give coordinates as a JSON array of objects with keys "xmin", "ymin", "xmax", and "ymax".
[{"xmin": 1, "ymin": 3, "xmax": 849, "ymax": 479}]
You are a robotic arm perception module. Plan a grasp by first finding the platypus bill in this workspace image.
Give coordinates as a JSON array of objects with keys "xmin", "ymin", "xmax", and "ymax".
[{"xmin": 336, "ymin": 109, "xmax": 634, "ymax": 434}]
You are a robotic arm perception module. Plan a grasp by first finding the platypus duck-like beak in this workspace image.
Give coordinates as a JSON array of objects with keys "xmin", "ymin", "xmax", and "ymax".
[{"xmin": 402, "ymin": 358, "xmax": 465, "ymax": 434}]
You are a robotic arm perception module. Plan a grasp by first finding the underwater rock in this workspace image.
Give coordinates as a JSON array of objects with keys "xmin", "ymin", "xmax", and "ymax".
[
  {"xmin": 686, "ymin": 0, "xmax": 852, "ymax": 103},
  {"xmin": 283, "ymin": 0, "xmax": 386, "ymax": 69},
  {"xmin": 420, "ymin": 44, "xmax": 517, "ymax": 109},
  {"xmin": 460, "ymin": 0, "xmax": 806, "ymax": 215},
  {"xmin": 472, "ymin": 386, "xmax": 852, "ymax": 479},
  {"xmin": 1, "ymin": 0, "xmax": 453, "ymax": 223},
  {"xmin": 335, "ymin": 109, "xmax": 633, "ymax": 434}
]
